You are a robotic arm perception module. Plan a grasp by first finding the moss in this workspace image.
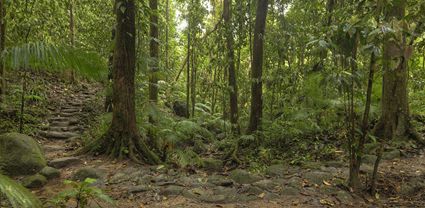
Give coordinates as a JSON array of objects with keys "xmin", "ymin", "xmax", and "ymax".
[{"xmin": 0, "ymin": 133, "xmax": 47, "ymax": 176}]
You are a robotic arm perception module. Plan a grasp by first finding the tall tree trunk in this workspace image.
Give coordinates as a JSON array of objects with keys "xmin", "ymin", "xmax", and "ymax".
[
  {"xmin": 105, "ymin": 28, "xmax": 115, "ymax": 112},
  {"xmin": 186, "ymin": 11, "xmax": 191, "ymax": 118},
  {"xmin": 373, "ymin": 0, "xmax": 410, "ymax": 141},
  {"xmin": 96, "ymin": 0, "xmax": 160, "ymax": 164},
  {"xmin": 372, "ymin": 0, "xmax": 411, "ymax": 194},
  {"xmin": 0, "ymin": 0, "xmax": 6, "ymax": 102},
  {"xmin": 165, "ymin": 0, "xmax": 169, "ymax": 72},
  {"xmin": 247, "ymin": 0, "xmax": 268, "ymax": 133},
  {"xmin": 69, "ymin": 0, "xmax": 76, "ymax": 81},
  {"xmin": 224, "ymin": 0, "xmax": 240, "ymax": 133},
  {"xmin": 149, "ymin": 0, "xmax": 159, "ymax": 122}
]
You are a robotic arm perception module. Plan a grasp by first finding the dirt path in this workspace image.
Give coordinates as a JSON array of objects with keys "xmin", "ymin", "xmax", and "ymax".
[{"xmin": 33, "ymin": 83, "xmax": 425, "ymax": 208}]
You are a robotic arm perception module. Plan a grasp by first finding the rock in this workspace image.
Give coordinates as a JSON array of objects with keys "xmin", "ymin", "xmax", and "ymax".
[
  {"xmin": 49, "ymin": 157, "xmax": 81, "ymax": 168},
  {"xmin": 39, "ymin": 166, "xmax": 60, "ymax": 179},
  {"xmin": 229, "ymin": 169, "xmax": 261, "ymax": 184},
  {"xmin": 265, "ymin": 164, "xmax": 286, "ymax": 177},
  {"xmin": 359, "ymin": 164, "xmax": 373, "ymax": 174},
  {"xmin": 286, "ymin": 177, "xmax": 302, "ymax": 188},
  {"xmin": 179, "ymin": 176, "xmax": 204, "ymax": 187},
  {"xmin": 172, "ymin": 101, "xmax": 189, "ymax": 118},
  {"xmin": 160, "ymin": 185, "xmax": 184, "ymax": 196},
  {"xmin": 208, "ymin": 175, "xmax": 233, "ymax": 187},
  {"xmin": 241, "ymin": 185, "xmax": 263, "ymax": 195},
  {"xmin": 41, "ymin": 131, "xmax": 80, "ymax": 140},
  {"xmin": 128, "ymin": 185, "xmax": 151, "ymax": 193},
  {"xmin": 336, "ymin": 191, "xmax": 353, "ymax": 204},
  {"xmin": 0, "ymin": 133, "xmax": 47, "ymax": 176},
  {"xmin": 362, "ymin": 155, "xmax": 377, "ymax": 164},
  {"xmin": 253, "ymin": 179, "xmax": 280, "ymax": 191},
  {"xmin": 201, "ymin": 158, "xmax": 223, "ymax": 172},
  {"xmin": 324, "ymin": 161, "xmax": 346, "ymax": 168},
  {"xmin": 22, "ymin": 174, "xmax": 47, "ymax": 188},
  {"xmin": 303, "ymin": 171, "xmax": 333, "ymax": 185},
  {"xmin": 383, "ymin": 150, "xmax": 400, "ymax": 160},
  {"xmin": 281, "ymin": 186, "xmax": 300, "ymax": 195},
  {"xmin": 73, "ymin": 167, "xmax": 106, "ymax": 181},
  {"xmin": 400, "ymin": 177, "xmax": 425, "ymax": 195},
  {"xmin": 199, "ymin": 194, "xmax": 226, "ymax": 203}
]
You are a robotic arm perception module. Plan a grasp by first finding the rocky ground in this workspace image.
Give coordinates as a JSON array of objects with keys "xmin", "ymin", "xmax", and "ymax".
[{"xmin": 4, "ymin": 79, "xmax": 424, "ymax": 208}]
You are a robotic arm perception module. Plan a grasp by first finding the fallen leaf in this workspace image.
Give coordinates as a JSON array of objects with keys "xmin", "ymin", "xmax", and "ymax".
[
  {"xmin": 320, "ymin": 199, "xmax": 335, "ymax": 206},
  {"xmin": 323, "ymin": 180, "xmax": 332, "ymax": 186},
  {"xmin": 258, "ymin": 192, "xmax": 266, "ymax": 198}
]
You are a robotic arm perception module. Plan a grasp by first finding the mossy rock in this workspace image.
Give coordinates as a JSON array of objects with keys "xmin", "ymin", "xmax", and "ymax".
[
  {"xmin": 40, "ymin": 166, "xmax": 60, "ymax": 179},
  {"xmin": 201, "ymin": 158, "xmax": 223, "ymax": 172},
  {"xmin": 229, "ymin": 169, "xmax": 261, "ymax": 184},
  {"xmin": 22, "ymin": 174, "xmax": 47, "ymax": 188},
  {"xmin": 0, "ymin": 133, "xmax": 47, "ymax": 176}
]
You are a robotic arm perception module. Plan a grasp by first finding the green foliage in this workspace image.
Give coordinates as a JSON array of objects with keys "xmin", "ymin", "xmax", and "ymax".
[
  {"xmin": 0, "ymin": 174, "xmax": 42, "ymax": 208},
  {"xmin": 2, "ymin": 42, "xmax": 107, "ymax": 80},
  {"xmin": 49, "ymin": 178, "xmax": 114, "ymax": 208}
]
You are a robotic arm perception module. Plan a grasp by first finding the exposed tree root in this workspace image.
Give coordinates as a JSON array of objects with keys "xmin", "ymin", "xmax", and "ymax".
[{"xmin": 78, "ymin": 130, "xmax": 161, "ymax": 165}]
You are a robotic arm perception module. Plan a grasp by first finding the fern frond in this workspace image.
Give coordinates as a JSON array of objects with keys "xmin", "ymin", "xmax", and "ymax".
[
  {"xmin": 0, "ymin": 174, "xmax": 42, "ymax": 208},
  {"xmin": 2, "ymin": 41, "xmax": 107, "ymax": 80}
]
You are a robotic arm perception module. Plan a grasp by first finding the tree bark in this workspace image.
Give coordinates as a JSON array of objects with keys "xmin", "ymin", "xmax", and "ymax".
[
  {"xmin": 149, "ymin": 0, "xmax": 159, "ymax": 123},
  {"xmin": 0, "ymin": 0, "xmax": 5, "ymax": 102},
  {"xmin": 371, "ymin": 0, "xmax": 410, "ymax": 194},
  {"xmin": 247, "ymin": 0, "xmax": 268, "ymax": 133},
  {"xmin": 374, "ymin": 0, "xmax": 410, "ymax": 141},
  {"xmin": 224, "ymin": 0, "xmax": 240, "ymax": 133},
  {"xmin": 97, "ymin": 0, "xmax": 160, "ymax": 164}
]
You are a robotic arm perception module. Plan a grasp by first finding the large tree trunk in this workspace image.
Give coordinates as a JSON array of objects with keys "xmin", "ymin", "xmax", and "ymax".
[
  {"xmin": 224, "ymin": 0, "xmax": 240, "ymax": 133},
  {"xmin": 97, "ymin": 0, "xmax": 160, "ymax": 164},
  {"xmin": 0, "ymin": 0, "xmax": 5, "ymax": 102},
  {"xmin": 371, "ymin": 0, "xmax": 411, "ymax": 194},
  {"xmin": 374, "ymin": 0, "xmax": 410, "ymax": 141},
  {"xmin": 247, "ymin": 0, "xmax": 268, "ymax": 133},
  {"xmin": 148, "ymin": 0, "xmax": 159, "ymax": 123}
]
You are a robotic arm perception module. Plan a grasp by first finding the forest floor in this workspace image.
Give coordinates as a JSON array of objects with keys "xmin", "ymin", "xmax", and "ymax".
[{"xmin": 25, "ymin": 77, "xmax": 425, "ymax": 208}]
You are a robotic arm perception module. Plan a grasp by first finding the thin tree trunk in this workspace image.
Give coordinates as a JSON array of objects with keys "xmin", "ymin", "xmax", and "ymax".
[
  {"xmin": 19, "ymin": 71, "xmax": 27, "ymax": 133},
  {"xmin": 69, "ymin": 0, "xmax": 76, "ymax": 81},
  {"xmin": 165, "ymin": 0, "xmax": 169, "ymax": 71},
  {"xmin": 191, "ymin": 44, "xmax": 196, "ymax": 117},
  {"xmin": 247, "ymin": 0, "xmax": 268, "ymax": 133},
  {"xmin": 95, "ymin": 0, "xmax": 160, "ymax": 164},
  {"xmin": 149, "ymin": 0, "xmax": 159, "ymax": 122},
  {"xmin": 0, "ymin": 0, "xmax": 5, "ymax": 102},
  {"xmin": 186, "ymin": 11, "xmax": 191, "ymax": 118},
  {"xmin": 224, "ymin": 0, "xmax": 239, "ymax": 133}
]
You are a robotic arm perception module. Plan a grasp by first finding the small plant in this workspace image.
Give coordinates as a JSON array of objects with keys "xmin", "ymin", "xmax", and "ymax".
[{"xmin": 49, "ymin": 178, "xmax": 114, "ymax": 208}]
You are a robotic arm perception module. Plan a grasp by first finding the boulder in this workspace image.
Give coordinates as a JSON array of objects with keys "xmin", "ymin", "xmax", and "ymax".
[
  {"xmin": 229, "ymin": 169, "xmax": 261, "ymax": 184},
  {"xmin": 383, "ymin": 150, "xmax": 400, "ymax": 160},
  {"xmin": 73, "ymin": 167, "xmax": 106, "ymax": 181},
  {"xmin": 39, "ymin": 166, "xmax": 61, "ymax": 179},
  {"xmin": 0, "ymin": 133, "xmax": 47, "ymax": 176},
  {"xmin": 22, "ymin": 174, "xmax": 47, "ymax": 188},
  {"xmin": 160, "ymin": 185, "xmax": 184, "ymax": 196}
]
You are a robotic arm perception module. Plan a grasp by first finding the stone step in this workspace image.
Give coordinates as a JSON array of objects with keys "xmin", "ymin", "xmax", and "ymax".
[
  {"xmin": 40, "ymin": 131, "xmax": 80, "ymax": 140},
  {"xmin": 48, "ymin": 157, "xmax": 82, "ymax": 168},
  {"xmin": 61, "ymin": 108, "xmax": 81, "ymax": 113},
  {"xmin": 48, "ymin": 126, "xmax": 82, "ymax": 132},
  {"xmin": 50, "ymin": 120, "xmax": 79, "ymax": 127}
]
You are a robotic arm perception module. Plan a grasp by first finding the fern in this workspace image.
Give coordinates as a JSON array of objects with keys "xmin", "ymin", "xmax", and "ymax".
[
  {"xmin": 2, "ymin": 41, "xmax": 107, "ymax": 80},
  {"xmin": 0, "ymin": 174, "xmax": 42, "ymax": 208}
]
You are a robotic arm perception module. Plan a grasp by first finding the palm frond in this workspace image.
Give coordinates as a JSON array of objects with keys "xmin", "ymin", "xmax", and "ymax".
[
  {"xmin": 0, "ymin": 174, "xmax": 42, "ymax": 208},
  {"xmin": 2, "ymin": 42, "xmax": 107, "ymax": 80}
]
